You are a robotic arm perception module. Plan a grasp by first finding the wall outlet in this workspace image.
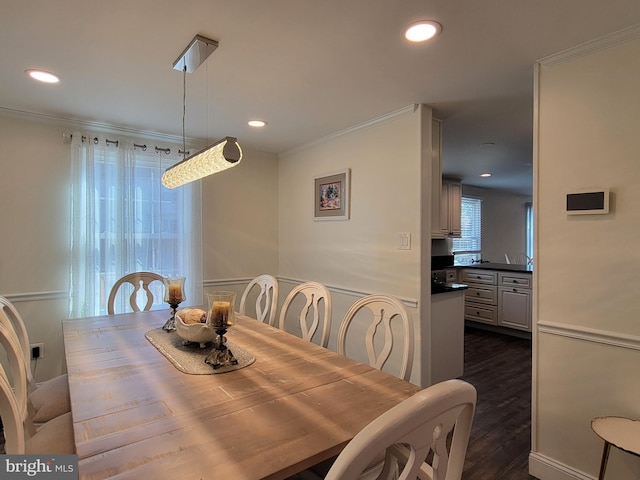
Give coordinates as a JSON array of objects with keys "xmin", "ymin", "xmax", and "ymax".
[{"xmin": 30, "ymin": 343, "xmax": 44, "ymax": 360}]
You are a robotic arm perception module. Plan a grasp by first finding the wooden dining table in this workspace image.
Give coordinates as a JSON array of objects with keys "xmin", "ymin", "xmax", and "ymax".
[{"xmin": 63, "ymin": 308, "xmax": 421, "ymax": 480}]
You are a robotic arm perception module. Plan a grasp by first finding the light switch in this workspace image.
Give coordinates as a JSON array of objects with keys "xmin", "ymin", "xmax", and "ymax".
[{"xmin": 397, "ymin": 232, "xmax": 411, "ymax": 250}]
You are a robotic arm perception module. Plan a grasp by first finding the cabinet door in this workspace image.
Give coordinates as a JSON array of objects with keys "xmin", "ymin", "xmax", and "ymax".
[
  {"xmin": 440, "ymin": 180, "xmax": 450, "ymax": 236},
  {"xmin": 498, "ymin": 287, "xmax": 531, "ymax": 331},
  {"xmin": 448, "ymin": 181, "xmax": 462, "ymax": 237},
  {"xmin": 430, "ymin": 120, "xmax": 445, "ymax": 238}
]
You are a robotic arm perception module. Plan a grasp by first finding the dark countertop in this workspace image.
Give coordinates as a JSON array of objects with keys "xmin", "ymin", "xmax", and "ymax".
[
  {"xmin": 432, "ymin": 282, "xmax": 468, "ymax": 294},
  {"xmin": 459, "ymin": 262, "xmax": 533, "ymax": 273}
]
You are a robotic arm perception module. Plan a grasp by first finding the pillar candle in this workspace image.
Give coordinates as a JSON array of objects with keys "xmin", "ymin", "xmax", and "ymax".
[
  {"xmin": 211, "ymin": 301, "xmax": 231, "ymax": 328},
  {"xmin": 168, "ymin": 284, "xmax": 183, "ymax": 304}
]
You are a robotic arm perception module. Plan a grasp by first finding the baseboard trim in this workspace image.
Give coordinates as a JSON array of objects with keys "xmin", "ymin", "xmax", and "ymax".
[{"xmin": 529, "ymin": 452, "xmax": 594, "ymax": 480}]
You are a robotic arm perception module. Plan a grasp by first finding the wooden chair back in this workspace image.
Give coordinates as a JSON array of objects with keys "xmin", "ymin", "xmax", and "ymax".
[
  {"xmin": 0, "ymin": 295, "xmax": 36, "ymax": 389},
  {"xmin": 325, "ymin": 379, "xmax": 477, "ymax": 480},
  {"xmin": 0, "ymin": 317, "xmax": 29, "ymax": 427},
  {"xmin": 338, "ymin": 294, "xmax": 414, "ymax": 381},
  {"xmin": 278, "ymin": 281, "xmax": 331, "ymax": 348},
  {"xmin": 107, "ymin": 272, "xmax": 164, "ymax": 314},
  {"xmin": 239, "ymin": 274, "xmax": 279, "ymax": 325}
]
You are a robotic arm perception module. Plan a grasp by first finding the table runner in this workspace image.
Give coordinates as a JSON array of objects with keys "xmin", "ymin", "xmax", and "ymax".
[{"xmin": 145, "ymin": 327, "xmax": 255, "ymax": 374}]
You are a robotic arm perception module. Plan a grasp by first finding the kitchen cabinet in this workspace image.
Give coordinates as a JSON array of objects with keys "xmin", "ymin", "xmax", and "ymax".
[
  {"xmin": 462, "ymin": 268, "xmax": 532, "ymax": 333},
  {"xmin": 430, "ymin": 119, "xmax": 443, "ymax": 238},
  {"xmin": 439, "ymin": 179, "xmax": 462, "ymax": 238},
  {"xmin": 461, "ymin": 269, "xmax": 498, "ymax": 326},
  {"xmin": 429, "ymin": 116, "xmax": 462, "ymax": 238},
  {"xmin": 497, "ymin": 273, "xmax": 532, "ymax": 331}
]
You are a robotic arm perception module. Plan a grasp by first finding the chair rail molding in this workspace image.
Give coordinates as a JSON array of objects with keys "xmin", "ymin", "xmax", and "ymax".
[
  {"xmin": 2, "ymin": 291, "xmax": 68, "ymax": 303},
  {"xmin": 204, "ymin": 277, "xmax": 418, "ymax": 310},
  {"xmin": 537, "ymin": 320, "xmax": 640, "ymax": 351}
]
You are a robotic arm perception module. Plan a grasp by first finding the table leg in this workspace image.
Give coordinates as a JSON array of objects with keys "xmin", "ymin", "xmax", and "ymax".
[{"xmin": 598, "ymin": 441, "xmax": 611, "ymax": 480}]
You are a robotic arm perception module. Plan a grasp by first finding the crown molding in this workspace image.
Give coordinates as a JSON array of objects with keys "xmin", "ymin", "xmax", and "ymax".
[
  {"xmin": 279, "ymin": 104, "xmax": 416, "ymax": 158},
  {"xmin": 539, "ymin": 23, "xmax": 640, "ymax": 67},
  {"xmin": 0, "ymin": 106, "xmax": 202, "ymax": 145}
]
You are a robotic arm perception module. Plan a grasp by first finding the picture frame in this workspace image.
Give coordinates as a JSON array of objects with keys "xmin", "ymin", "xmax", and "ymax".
[{"xmin": 314, "ymin": 168, "xmax": 350, "ymax": 221}]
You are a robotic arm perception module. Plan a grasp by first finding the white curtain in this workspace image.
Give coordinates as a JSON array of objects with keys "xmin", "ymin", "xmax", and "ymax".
[{"xmin": 69, "ymin": 133, "xmax": 203, "ymax": 318}]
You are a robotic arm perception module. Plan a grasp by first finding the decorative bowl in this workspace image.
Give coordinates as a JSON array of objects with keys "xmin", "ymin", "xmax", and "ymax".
[{"xmin": 175, "ymin": 312, "xmax": 216, "ymax": 348}]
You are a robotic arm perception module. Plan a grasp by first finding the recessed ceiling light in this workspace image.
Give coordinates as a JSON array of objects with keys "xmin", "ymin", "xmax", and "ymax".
[
  {"xmin": 480, "ymin": 173, "xmax": 492, "ymax": 177},
  {"xmin": 248, "ymin": 120, "xmax": 267, "ymax": 128},
  {"xmin": 404, "ymin": 20, "xmax": 442, "ymax": 42},
  {"xmin": 26, "ymin": 69, "xmax": 60, "ymax": 84}
]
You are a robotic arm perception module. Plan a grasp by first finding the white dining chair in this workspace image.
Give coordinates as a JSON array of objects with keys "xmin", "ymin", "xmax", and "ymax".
[
  {"xmin": 0, "ymin": 361, "xmax": 75, "ymax": 454},
  {"xmin": 107, "ymin": 271, "xmax": 164, "ymax": 314},
  {"xmin": 278, "ymin": 281, "xmax": 331, "ymax": 348},
  {"xmin": 511, "ymin": 253, "xmax": 533, "ymax": 265},
  {"xmin": 0, "ymin": 295, "xmax": 70, "ymax": 424},
  {"xmin": 324, "ymin": 379, "xmax": 477, "ymax": 480},
  {"xmin": 239, "ymin": 274, "xmax": 279, "ymax": 325},
  {"xmin": 0, "ymin": 319, "xmax": 31, "ymax": 428},
  {"xmin": 337, "ymin": 294, "xmax": 414, "ymax": 381}
]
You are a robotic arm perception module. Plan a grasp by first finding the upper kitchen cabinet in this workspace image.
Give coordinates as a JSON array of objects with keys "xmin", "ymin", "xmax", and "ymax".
[
  {"xmin": 430, "ymin": 119, "xmax": 461, "ymax": 238},
  {"xmin": 440, "ymin": 178, "xmax": 462, "ymax": 238},
  {"xmin": 430, "ymin": 119, "xmax": 443, "ymax": 238}
]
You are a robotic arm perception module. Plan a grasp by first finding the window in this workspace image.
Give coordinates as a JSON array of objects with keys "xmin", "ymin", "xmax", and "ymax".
[
  {"xmin": 69, "ymin": 135, "xmax": 203, "ymax": 317},
  {"xmin": 452, "ymin": 197, "xmax": 482, "ymax": 265}
]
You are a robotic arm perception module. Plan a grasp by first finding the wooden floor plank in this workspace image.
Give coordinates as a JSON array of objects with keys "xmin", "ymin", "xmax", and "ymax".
[{"xmin": 461, "ymin": 326, "xmax": 536, "ymax": 480}]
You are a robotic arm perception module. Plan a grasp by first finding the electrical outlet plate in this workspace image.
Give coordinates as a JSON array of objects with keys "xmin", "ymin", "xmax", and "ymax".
[
  {"xmin": 397, "ymin": 232, "xmax": 411, "ymax": 250},
  {"xmin": 30, "ymin": 343, "xmax": 44, "ymax": 359}
]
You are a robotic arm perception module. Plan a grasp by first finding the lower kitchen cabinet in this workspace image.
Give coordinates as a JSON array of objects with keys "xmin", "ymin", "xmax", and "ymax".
[
  {"xmin": 462, "ymin": 268, "xmax": 532, "ymax": 333},
  {"xmin": 498, "ymin": 286, "xmax": 531, "ymax": 331},
  {"xmin": 461, "ymin": 269, "xmax": 498, "ymax": 326}
]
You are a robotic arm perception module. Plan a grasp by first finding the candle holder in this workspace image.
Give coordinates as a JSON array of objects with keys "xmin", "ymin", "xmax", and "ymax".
[
  {"xmin": 204, "ymin": 291, "xmax": 238, "ymax": 369},
  {"xmin": 162, "ymin": 276, "xmax": 186, "ymax": 332}
]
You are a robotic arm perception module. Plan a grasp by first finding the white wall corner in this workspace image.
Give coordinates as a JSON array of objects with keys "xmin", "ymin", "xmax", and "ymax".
[{"xmin": 529, "ymin": 452, "xmax": 595, "ymax": 480}]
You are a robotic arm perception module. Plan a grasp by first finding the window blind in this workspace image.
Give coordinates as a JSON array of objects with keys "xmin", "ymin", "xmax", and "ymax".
[{"xmin": 452, "ymin": 197, "xmax": 482, "ymax": 263}]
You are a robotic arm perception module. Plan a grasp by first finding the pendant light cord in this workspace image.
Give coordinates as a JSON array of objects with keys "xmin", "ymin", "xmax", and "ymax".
[{"xmin": 182, "ymin": 65, "xmax": 187, "ymax": 160}]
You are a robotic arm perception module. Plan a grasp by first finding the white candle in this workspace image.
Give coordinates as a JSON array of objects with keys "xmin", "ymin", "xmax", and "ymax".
[
  {"xmin": 211, "ymin": 301, "xmax": 231, "ymax": 328},
  {"xmin": 168, "ymin": 284, "xmax": 183, "ymax": 304}
]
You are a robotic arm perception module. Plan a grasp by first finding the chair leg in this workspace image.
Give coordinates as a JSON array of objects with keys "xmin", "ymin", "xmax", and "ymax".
[{"xmin": 598, "ymin": 441, "xmax": 611, "ymax": 480}]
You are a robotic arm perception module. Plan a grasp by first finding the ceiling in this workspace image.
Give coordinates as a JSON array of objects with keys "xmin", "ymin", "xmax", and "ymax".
[{"xmin": 2, "ymin": 1, "xmax": 640, "ymax": 197}]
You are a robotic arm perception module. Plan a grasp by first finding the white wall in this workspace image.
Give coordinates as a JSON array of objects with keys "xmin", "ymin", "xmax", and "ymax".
[
  {"xmin": 531, "ymin": 26, "xmax": 640, "ymax": 479},
  {"xmin": 0, "ymin": 115, "xmax": 71, "ymax": 380},
  {"xmin": 277, "ymin": 106, "xmax": 431, "ymax": 385},
  {"xmin": 0, "ymin": 112, "xmax": 280, "ymax": 382},
  {"xmin": 463, "ymin": 184, "xmax": 531, "ymax": 263},
  {"xmin": 201, "ymin": 148, "xmax": 279, "ymax": 282}
]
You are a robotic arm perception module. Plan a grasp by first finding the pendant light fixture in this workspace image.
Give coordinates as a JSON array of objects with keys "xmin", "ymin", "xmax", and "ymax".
[{"xmin": 162, "ymin": 35, "xmax": 243, "ymax": 189}]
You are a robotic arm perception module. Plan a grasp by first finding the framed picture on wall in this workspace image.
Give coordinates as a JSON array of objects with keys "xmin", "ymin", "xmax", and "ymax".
[{"xmin": 314, "ymin": 168, "xmax": 350, "ymax": 220}]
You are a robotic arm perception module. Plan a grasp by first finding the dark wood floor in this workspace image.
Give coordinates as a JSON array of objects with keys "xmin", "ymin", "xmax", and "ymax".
[{"xmin": 461, "ymin": 326, "xmax": 536, "ymax": 480}]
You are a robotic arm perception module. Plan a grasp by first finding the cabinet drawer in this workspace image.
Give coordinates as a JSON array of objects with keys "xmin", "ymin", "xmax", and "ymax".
[
  {"xmin": 499, "ymin": 273, "xmax": 531, "ymax": 288},
  {"xmin": 462, "ymin": 269, "xmax": 497, "ymax": 285},
  {"xmin": 465, "ymin": 286, "xmax": 497, "ymax": 305},
  {"xmin": 465, "ymin": 303, "xmax": 497, "ymax": 325}
]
